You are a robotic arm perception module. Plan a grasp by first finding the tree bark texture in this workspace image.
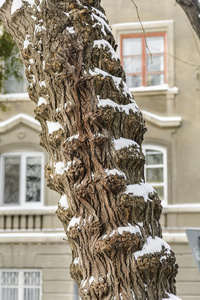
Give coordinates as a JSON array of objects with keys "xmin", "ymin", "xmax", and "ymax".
[
  {"xmin": 0, "ymin": 1, "xmax": 180, "ymax": 299},
  {"xmin": 176, "ymin": 0, "xmax": 200, "ymax": 39}
]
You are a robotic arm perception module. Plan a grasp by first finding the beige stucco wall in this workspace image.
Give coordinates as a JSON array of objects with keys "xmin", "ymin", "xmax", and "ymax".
[
  {"xmin": 101, "ymin": 0, "xmax": 200, "ymax": 206},
  {"xmin": 0, "ymin": 238, "xmax": 199, "ymax": 300},
  {"xmin": 0, "ymin": 0, "xmax": 200, "ymax": 298},
  {"xmin": 0, "ymin": 241, "xmax": 75, "ymax": 300}
]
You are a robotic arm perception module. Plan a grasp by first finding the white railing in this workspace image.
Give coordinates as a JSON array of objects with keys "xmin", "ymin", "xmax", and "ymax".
[{"xmin": 0, "ymin": 206, "xmax": 61, "ymax": 231}]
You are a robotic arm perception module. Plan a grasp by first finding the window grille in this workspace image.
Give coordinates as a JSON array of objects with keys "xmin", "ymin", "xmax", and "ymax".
[{"xmin": 0, "ymin": 269, "xmax": 42, "ymax": 300}]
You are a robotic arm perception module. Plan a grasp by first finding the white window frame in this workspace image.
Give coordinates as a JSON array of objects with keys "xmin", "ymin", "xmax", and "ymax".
[
  {"xmin": 112, "ymin": 20, "xmax": 175, "ymax": 92},
  {"xmin": 143, "ymin": 145, "xmax": 167, "ymax": 205},
  {"xmin": 0, "ymin": 152, "xmax": 44, "ymax": 207},
  {"xmin": 0, "ymin": 269, "xmax": 42, "ymax": 300}
]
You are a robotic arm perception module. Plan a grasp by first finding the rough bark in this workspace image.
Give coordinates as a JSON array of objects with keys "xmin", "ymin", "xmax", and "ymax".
[
  {"xmin": 0, "ymin": 1, "xmax": 180, "ymax": 299},
  {"xmin": 176, "ymin": 0, "xmax": 200, "ymax": 39}
]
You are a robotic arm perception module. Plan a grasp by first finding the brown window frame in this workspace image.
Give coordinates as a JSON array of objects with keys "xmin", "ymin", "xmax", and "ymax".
[{"xmin": 120, "ymin": 32, "xmax": 167, "ymax": 87}]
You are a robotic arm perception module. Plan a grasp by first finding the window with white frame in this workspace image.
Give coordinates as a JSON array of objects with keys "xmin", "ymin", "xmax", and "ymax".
[
  {"xmin": 143, "ymin": 145, "xmax": 167, "ymax": 204},
  {"xmin": 0, "ymin": 152, "xmax": 44, "ymax": 206},
  {"xmin": 0, "ymin": 269, "xmax": 42, "ymax": 300}
]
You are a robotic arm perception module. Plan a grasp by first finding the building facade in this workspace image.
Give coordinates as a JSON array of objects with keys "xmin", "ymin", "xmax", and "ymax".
[{"xmin": 0, "ymin": 0, "xmax": 200, "ymax": 299}]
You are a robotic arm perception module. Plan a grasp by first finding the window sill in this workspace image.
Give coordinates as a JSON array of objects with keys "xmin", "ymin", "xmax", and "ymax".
[
  {"xmin": 162, "ymin": 203, "xmax": 200, "ymax": 213},
  {"xmin": 129, "ymin": 84, "xmax": 178, "ymax": 97}
]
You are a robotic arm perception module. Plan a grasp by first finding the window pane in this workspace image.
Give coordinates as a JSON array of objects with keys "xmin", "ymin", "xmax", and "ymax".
[
  {"xmin": 123, "ymin": 57, "xmax": 142, "ymax": 73},
  {"xmin": 1, "ymin": 271, "xmax": 18, "ymax": 300},
  {"xmin": 5, "ymin": 63, "xmax": 29, "ymax": 94},
  {"xmin": 146, "ymin": 36, "xmax": 164, "ymax": 54},
  {"xmin": 146, "ymin": 168, "xmax": 163, "ymax": 183},
  {"xmin": 123, "ymin": 38, "xmax": 142, "ymax": 56},
  {"xmin": 146, "ymin": 150, "xmax": 163, "ymax": 165},
  {"xmin": 126, "ymin": 75, "xmax": 142, "ymax": 88},
  {"xmin": 153, "ymin": 186, "xmax": 164, "ymax": 200},
  {"xmin": 24, "ymin": 288, "xmax": 40, "ymax": 300},
  {"xmin": 26, "ymin": 157, "xmax": 41, "ymax": 202},
  {"xmin": 147, "ymin": 55, "xmax": 164, "ymax": 72},
  {"xmin": 4, "ymin": 157, "xmax": 20, "ymax": 204},
  {"xmin": 24, "ymin": 271, "xmax": 40, "ymax": 300},
  {"xmin": 146, "ymin": 74, "xmax": 164, "ymax": 86}
]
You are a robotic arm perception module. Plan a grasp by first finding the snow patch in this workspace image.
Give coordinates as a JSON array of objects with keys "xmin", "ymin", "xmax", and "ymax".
[
  {"xmin": 35, "ymin": 24, "xmax": 46, "ymax": 34},
  {"xmin": 92, "ymin": 13, "xmax": 112, "ymax": 35},
  {"xmin": 162, "ymin": 293, "xmax": 182, "ymax": 300},
  {"xmin": 124, "ymin": 183, "xmax": 155, "ymax": 201},
  {"xmin": 37, "ymin": 97, "xmax": 47, "ymax": 106},
  {"xmin": 67, "ymin": 216, "xmax": 81, "ymax": 231},
  {"xmin": 46, "ymin": 121, "xmax": 62, "ymax": 134},
  {"xmin": 73, "ymin": 257, "xmax": 79, "ymax": 265},
  {"xmin": 97, "ymin": 97, "xmax": 138, "ymax": 115},
  {"xmin": 113, "ymin": 137, "xmax": 139, "ymax": 151},
  {"xmin": 89, "ymin": 276, "xmax": 95, "ymax": 285},
  {"xmin": 55, "ymin": 162, "xmax": 65, "ymax": 175},
  {"xmin": 105, "ymin": 168, "xmax": 126, "ymax": 179},
  {"xmin": 0, "ymin": 0, "xmax": 6, "ymax": 8},
  {"xmin": 39, "ymin": 80, "xmax": 46, "ymax": 88},
  {"xmin": 11, "ymin": 0, "xmax": 23, "ymax": 14},
  {"xmin": 93, "ymin": 39, "xmax": 119, "ymax": 60},
  {"xmin": 59, "ymin": 194, "xmax": 69, "ymax": 210},
  {"xmin": 67, "ymin": 134, "xmax": 79, "ymax": 141},
  {"xmin": 63, "ymin": 11, "xmax": 70, "ymax": 17},
  {"xmin": 134, "ymin": 236, "xmax": 171, "ymax": 260},
  {"xmin": 92, "ymin": 7, "xmax": 107, "ymax": 20},
  {"xmin": 11, "ymin": 0, "xmax": 35, "ymax": 14},
  {"xmin": 66, "ymin": 26, "xmax": 75, "ymax": 34},
  {"xmin": 104, "ymin": 224, "xmax": 141, "ymax": 240},
  {"xmin": 23, "ymin": 35, "xmax": 31, "ymax": 49},
  {"xmin": 90, "ymin": 68, "xmax": 134, "ymax": 98}
]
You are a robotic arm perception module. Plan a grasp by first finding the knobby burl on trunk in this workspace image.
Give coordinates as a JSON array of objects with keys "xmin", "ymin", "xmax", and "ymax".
[{"xmin": 0, "ymin": 0, "xmax": 180, "ymax": 299}]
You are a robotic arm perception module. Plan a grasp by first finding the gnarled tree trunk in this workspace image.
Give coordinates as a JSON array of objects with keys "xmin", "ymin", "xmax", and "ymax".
[{"xmin": 0, "ymin": 1, "xmax": 180, "ymax": 299}]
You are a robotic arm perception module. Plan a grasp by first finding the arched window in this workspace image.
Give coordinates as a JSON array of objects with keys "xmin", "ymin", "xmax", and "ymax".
[
  {"xmin": 143, "ymin": 145, "xmax": 167, "ymax": 204},
  {"xmin": 0, "ymin": 152, "xmax": 44, "ymax": 206}
]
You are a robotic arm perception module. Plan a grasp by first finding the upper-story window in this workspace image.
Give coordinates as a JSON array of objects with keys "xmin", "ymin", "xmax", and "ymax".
[
  {"xmin": 4, "ymin": 64, "xmax": 28, "ymax": 94},
  {"xmin": 0, "ymin": 269, "xmax": 42, "ymax": 300},
  {"xmin": 0, "ymin": 152, "xmax": 44, "ymax": 206},
  {"xmin": 112, "ymin": 20, "xmax": 174, "ymax": 91},
  {"xmin": 121, "ymin": 32, "xmax": 166, "ymax": 88},
  {"xmin": 143, "ymin": 145, "xmax": 167, "ymax": 204}
]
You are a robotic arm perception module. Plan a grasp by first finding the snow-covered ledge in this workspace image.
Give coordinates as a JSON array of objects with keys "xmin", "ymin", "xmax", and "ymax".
[
  {"xmin": 0, "ymin": 93, "xmax": 30, "ymax": 102},
  {"xmin": 130, "ymin": 84, "xmax": 179, "ymax": 97},
  {"xmin": 142, "ymin": 110, "xmax": 182, "ymax": 128},
  {"xmin": 163, "ymin": 203, "xmax": 200, "ymax": 213}
]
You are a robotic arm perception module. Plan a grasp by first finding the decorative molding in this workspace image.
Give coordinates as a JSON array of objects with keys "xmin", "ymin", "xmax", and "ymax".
[
  {"xmin": 0, "ymin": 93, "xmax": 30, "ymax": 102},
  {"xmin": 130, "ymin": 84, "xmax": 178, "ymax": 97},
  {"xmin": 0, "ymin": 231, "xmax": 66, "ymax": 244},
  {"xmin": 0, "ymin": 206, "xmax": 57, "ymax": 215},
  {"xmin": 0, "ymin": 113, "xmax": 40, "ymax": 133},
  {"xmin": 163, "ymin": 203, "xmax": 200, "ymax": 213},
  {"xmin": 142, "ymin": 110, "xmax": 182, "ymax": 128}
]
